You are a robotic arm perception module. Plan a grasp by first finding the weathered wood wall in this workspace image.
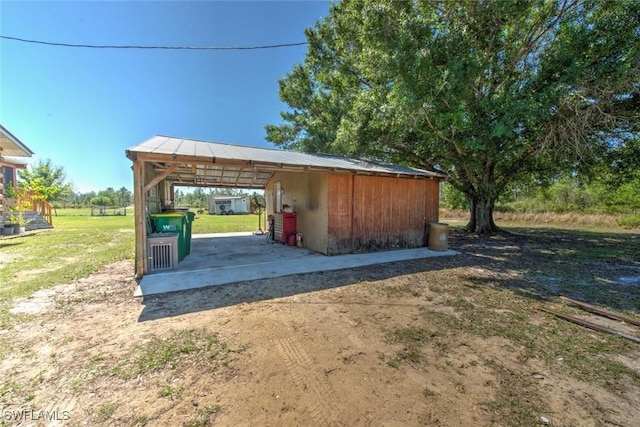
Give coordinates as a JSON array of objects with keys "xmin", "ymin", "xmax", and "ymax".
[
  {"xmin": 327, "ymin": 174, "xmax": 354, "ymax": 254},
  {"xmin": 327, "ymin": 174, "xmax": 440, "ymax": 255}
]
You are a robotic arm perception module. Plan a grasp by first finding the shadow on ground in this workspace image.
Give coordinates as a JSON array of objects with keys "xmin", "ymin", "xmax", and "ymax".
[
  {"xmin": 450, "ymin": 228, "xmax": 640, "ymax": 314},
  {"xmin": 0, "ymin": 240, "xmax": 25, "ymax": 249},
  {"xmin": 138, "ymin": 227, "xmax": 640, "ymax": 322},
  {"xmin": 137, "ymin": 254, "xmax": 474, "ymax": 322}
]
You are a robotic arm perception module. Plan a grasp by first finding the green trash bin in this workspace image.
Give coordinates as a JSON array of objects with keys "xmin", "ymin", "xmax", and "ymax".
[
  {"xmin": 162, "ymin": 210, "xmax": 195, "ymax": 255},
  {"xmin": 150, "ymin": 213, "xmax": 187, "ymax": 261}
]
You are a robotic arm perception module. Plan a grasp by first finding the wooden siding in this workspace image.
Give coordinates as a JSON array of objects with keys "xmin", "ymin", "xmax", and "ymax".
[
  {"xmin": 327, "ymin": 174, "xmax": 353, "ymax": 254},
  {"xmin": 426, "ymin": 179, "xmax": 440, "ymax": 224},
  {"xmin": 328, "ymin": 174, "xmax": 440, "ymax": 255}
]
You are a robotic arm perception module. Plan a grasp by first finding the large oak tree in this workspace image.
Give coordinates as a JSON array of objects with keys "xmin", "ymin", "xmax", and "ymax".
[{"xmin": 266, "ymin": 0, "xmax": 639, "ymax": 234}]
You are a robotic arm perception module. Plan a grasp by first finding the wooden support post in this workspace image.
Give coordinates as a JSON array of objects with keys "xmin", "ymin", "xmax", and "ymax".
[{"xmin": 133, "ymin": 159, "xmax": 147, "ymax": 277}]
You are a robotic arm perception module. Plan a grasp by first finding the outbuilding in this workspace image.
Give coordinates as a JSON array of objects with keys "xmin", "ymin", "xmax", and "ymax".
[
  {"xmin": 209, "ymin": 195, "xmax": 250, "ymax": 215},
  {"xmin": 126, "ymin": 135, "xmax": 446, "ymax": 277}
]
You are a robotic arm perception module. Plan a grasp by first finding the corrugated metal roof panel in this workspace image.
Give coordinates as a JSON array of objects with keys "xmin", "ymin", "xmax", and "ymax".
[{"xmin": 127, "ymin": 135, "xmax": 446, "ymax": 179}]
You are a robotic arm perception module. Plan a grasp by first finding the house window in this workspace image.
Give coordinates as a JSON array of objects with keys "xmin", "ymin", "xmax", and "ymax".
[{"xmin": 3, "ymin": 166, "xmax": 14, "ymax": 191}]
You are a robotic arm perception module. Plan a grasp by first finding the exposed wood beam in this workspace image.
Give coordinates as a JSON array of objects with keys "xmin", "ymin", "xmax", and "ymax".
[
  {"xmin": 172, "ymin": 182, "xmax": 268, "ymax": 189},
  {"xmin": 144, "ymin": 164, "xmax": 178, "ymax": 193},
  {"xmin": 135, "ymin": 152, "xmax": 252, "ymax": 167},
  {"xmin": 254, "ymin": 171, "xmax": 274, "ymax": 187},
  {"xmin": 133, "ymin": 160, "xmax": 147, "ymax": 277}
]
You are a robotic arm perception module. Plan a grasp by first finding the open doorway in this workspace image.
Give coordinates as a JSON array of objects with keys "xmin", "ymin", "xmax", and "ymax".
[
  {"xmin": 167, "ymin": 185, "xmax": 266, "ymax": 234},
  {"xmin": 147, "ymin": 184, "xmax": 303, "ymax": 274}
]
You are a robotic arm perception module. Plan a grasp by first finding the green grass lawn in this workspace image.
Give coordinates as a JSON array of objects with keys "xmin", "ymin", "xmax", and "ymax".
[
  {"xmin": 0, "ymin": 210, "xmax": 261, "ymax": 328},
  {"xmin": 0, "ymin": 214, "xmax": 134, "ymax": 328},
  {"xmin": 190, "ymin": 212, "xmax": 261, "ymax": 234},
  {"xmin": 2, "ymin": 208, "xmax": 635, "ymax": 330}
]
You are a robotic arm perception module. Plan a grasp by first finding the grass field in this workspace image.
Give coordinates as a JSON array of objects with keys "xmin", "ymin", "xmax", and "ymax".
[
  {"xmin": 0, "ymin": 209, "xmax": 258, "ymax": 328},
  {"xmin": 51, "ymin": 208, "xmax": 261, "ymax": 234},
  {"xmin": 442, "ymin": 208, "xmax": 639, "ymax": 230},
  {"xmin": 189, "ymin": 212, "xmax": 261, "ymax": 234},
  {"xmin": 0, "ymin": 214, "xmax": 132, "ymax": 328},
  {"xmin": 1, "ymin": 208, "xmax": 636, "ymax": 329}
]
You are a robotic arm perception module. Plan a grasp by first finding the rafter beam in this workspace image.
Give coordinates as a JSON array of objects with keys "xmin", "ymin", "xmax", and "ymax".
[{"xmin": 144, "ymin": 163, "xmax": 179, "ymax": 193}]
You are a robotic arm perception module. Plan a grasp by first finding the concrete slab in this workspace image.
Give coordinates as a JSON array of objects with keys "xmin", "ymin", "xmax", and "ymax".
[{"xmin": 135, "ymin": 232, "xmax": 458, "ymax": 296}]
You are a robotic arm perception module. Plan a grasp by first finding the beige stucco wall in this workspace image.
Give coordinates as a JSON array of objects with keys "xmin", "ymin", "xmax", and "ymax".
[{"xmin": 266, "ymin": 171, "xmax": 329, "ymax": 254}]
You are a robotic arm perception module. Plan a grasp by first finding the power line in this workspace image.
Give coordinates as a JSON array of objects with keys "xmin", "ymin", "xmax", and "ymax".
[{"xmin": 0, "ymin": 35, "xmax": 308, "ymax": 50}]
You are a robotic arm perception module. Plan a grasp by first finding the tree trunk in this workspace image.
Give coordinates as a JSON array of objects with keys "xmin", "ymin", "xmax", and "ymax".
[{"xmin": 465, "ymin": 195, "xmax": 501, "ymax": 234}]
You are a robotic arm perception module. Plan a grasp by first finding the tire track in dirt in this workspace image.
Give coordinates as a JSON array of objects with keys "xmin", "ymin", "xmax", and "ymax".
[{"xmin": 273, "ymin": 335, "xmax": 340, "ymax": 426}]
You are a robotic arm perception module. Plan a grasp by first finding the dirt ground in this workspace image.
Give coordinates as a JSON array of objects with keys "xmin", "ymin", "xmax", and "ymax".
[{"xmin": 1, "ymin": 231, "xmax": 639, "ymax": 426}]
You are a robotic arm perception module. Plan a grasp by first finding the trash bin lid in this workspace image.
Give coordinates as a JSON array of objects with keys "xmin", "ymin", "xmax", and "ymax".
[{"xmin": 150, "ymin": 212, "xmax": 186, "ymax": 218}]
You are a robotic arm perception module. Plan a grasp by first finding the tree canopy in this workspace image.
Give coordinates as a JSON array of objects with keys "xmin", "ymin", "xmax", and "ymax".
[
  {"xmin": 88, "ymin": 187, "xmax": 132, "ymax": 208},
  {"xmin": 266, "ymin": 0, "xmax": 639, "ymax": 234},
  {"xmin": 17, "ymin": 158, "xmax": 72, "ymax": 203}
]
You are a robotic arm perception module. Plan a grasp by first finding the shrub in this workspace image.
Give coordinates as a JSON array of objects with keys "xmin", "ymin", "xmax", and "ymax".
[{"xmin": 618, "ymin": 215, "xmax": 640, "ymax": 229}]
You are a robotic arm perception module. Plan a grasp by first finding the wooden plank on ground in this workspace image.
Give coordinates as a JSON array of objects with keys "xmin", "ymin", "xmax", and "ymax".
[
  {"xmin": 539, "ymin": 307, "xmax": 640, "ymax": 344},
  {"xmin": 559, "ymin": 296, "xmax": 640, "ymax": 327}
]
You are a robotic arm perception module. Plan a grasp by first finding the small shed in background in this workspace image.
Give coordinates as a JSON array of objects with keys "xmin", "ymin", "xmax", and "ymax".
[
  {"xmin": 126, "ymin": 136, "xmax": 446, "ymax": 277},
  {"xmin": 209, "ymin": 195, "xmax": 250, "ymax": 215}
]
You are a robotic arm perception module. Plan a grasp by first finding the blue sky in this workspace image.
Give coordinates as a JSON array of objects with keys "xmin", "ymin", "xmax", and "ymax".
[{"xmin": 0, "ymin": 1, "xmax": 330, "ymax": 193}]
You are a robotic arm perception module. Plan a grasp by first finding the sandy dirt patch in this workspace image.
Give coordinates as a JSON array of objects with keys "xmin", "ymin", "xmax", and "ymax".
[{"xmin": 1, "ymin": 233, "xmax": 639, "ymax": 427}]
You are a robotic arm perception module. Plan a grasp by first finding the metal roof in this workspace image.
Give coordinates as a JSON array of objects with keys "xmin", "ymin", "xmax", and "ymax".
[
  {"xmin": 0, "ymin": 124, "xmax": 35, "ymax": 157},
  {"xmin": 126, "ymin": 135, "xmax": 446, "ymax": 188}
]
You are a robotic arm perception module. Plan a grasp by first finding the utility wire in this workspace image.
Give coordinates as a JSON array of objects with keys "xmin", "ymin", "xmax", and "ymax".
[{"xmin": 0, "ymin": 35, "xmax": 308, "ymax": 50}]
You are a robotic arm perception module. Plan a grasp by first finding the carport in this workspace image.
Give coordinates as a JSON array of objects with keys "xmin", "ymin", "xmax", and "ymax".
[{"xmin": 126, "ymin": 135, "xmax": 447, "ymax": 280}]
